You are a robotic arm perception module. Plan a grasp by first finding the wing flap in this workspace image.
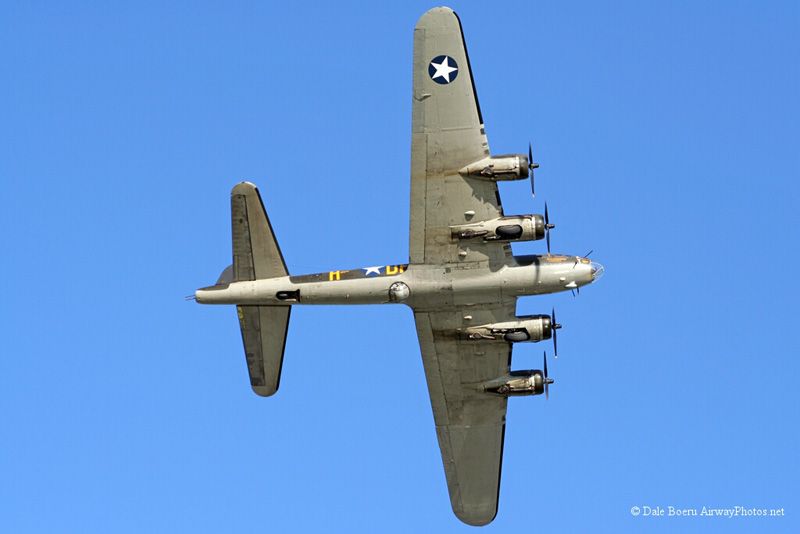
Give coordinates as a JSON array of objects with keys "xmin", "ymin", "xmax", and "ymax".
[
  {"xmin": 414, "ymin": 304, "xmax": 514, "ymax": 526},
  {"xmin": 409, "ymin": 7, "xmax": 506, "ymax": 266}
]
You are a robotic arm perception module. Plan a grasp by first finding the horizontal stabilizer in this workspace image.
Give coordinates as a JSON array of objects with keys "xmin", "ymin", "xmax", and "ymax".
[
  {"xmin": 230, "ymin": 182, "xmax": 290, "ymax": 396},
  {"xmin": 236, "ymin": 304, "xmax": 291, "ymax": 396},
  {"xmin": 231, "ymin": 181, "xmax": 288, "ymax": 281}
]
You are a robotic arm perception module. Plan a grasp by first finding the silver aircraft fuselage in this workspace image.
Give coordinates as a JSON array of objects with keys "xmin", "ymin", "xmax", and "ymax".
[{"xmin": 196, "ymin": 254, "xmax": 604, "ymax": 308}]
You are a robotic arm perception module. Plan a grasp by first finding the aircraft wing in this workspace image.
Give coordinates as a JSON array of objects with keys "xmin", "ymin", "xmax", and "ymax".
[
  {"xmin": 413, "ymin": 302, "xmax": 515, "ymax": 526},
  {"xmin": 409, "ymin": 7, "xmax": 509, "ymax": 266}
]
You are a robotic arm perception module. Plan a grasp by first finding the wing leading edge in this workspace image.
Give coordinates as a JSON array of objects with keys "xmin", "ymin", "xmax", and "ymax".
[
  {"xmin": 413, "ymin": 304, "xmax": 515, "ymax": 526},
  {"xmin": 409, "ymin": 7, "xmax": 509, "ymax": 267},
  {"xmin": 409, "ymin": 7, "xmax": 515, "ymax": 525}
]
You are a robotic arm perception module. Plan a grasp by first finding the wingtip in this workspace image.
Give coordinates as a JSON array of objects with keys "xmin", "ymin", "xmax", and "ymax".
[
  {"xmin": 451, "ymin": 496, "xmax": 499, "ymax": 527},
  {"xmin": 231, "ymin": 181, "xmax": 258, "ymax": 196},
  {"xmin": 427, "ymin": 6, "xmax": 455, "ymax": 14},
  {"xmin": 251, "ymin": 385, "xmax": 278, "ymax": 398},
  {"xmin": 416, "ymin": 6, "xmax": 457, "ymax": 28},
  {"xmin": 454, "ymin": 506, "xmax": 498, "ymax": 527}
]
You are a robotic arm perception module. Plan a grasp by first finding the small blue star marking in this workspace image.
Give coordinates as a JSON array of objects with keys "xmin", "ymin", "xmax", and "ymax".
[{"xmin": 428, "ymin": 55, "xmax": 458, "ymax": 84}]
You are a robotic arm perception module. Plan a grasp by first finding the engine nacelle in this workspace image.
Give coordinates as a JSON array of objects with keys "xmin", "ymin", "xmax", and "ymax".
[
  {"xmin": 483, "ymin": 371, "xmax": 545, "ymax": 396},
  {"xmin": 459, "ymin": 154, "xmax": 530, "ymax": 181},
  {"xmin": 462, "ymin": 315, "xmax": 554, "ymax": 343},
  {"xmin": 451, "ymin": 215, "xmax": 544, "ymax": 243}
]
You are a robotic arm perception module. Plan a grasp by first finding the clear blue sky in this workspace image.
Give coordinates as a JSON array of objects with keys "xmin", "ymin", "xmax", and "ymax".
[{"xmin": 1, "ymin": 1, "xmax": 798, "ymax": 532}]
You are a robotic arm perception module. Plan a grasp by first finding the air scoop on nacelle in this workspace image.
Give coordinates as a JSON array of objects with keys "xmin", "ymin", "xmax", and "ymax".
[
  {"xmin": 459, "ymin": 154, "xmax": 530, "ymax": 181},
  {"xmin": 451, "ymin": 215, "xmax": 545, "ymax": 243},
  {"xmin": 482, "ymin": 370, "xmax": 547, "ymax": 397},
  {"xmin": 483, "ymin": 352, "xmax": 553, "ymax": 398},
  {"xmin": 461, "ymin": 315, "xmax": 554, "ymax": 343}
]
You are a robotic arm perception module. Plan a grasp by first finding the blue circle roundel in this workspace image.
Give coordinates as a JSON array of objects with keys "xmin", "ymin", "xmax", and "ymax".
[{"xmin": 428, "ymin": 55, "xmax": 459, "ymax": 84}]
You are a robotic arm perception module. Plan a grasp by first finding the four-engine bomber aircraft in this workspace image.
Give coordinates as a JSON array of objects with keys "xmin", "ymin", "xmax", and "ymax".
[{"xmin": 195, "ymin": 6, "xmax": 603, "ymax": 526}]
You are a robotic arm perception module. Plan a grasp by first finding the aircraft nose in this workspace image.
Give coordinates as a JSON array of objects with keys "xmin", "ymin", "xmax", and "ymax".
[{"xmin": 590, "ymin": 261, "xmax": 605, "ymax": 280}]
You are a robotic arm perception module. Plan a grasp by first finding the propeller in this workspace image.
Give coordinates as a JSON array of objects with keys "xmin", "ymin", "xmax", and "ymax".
[
  {"xmin": 544, "ymin": 202, "xmax": 555, "ymax": 254},
  {"xmin": 573, "ymin": 249, "xmax": 594, "ymax": 270},
  {"xmin": 550, "ymin": 307, "xmax": 562, "ymax": 358},
  {"xmin": 570, "ymin": 249, "xmax": 594, "ymax": 296},
  {"xmin": 528, "ymin": 142, "xmax": 540, "ymax": 197},
  {"xmin": 543, "ymin": 351, "xmax": 554, "ymax": 399}
]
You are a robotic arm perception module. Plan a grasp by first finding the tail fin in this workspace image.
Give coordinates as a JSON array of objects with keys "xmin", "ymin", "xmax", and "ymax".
[{"xmin": 230, "ymin": 182, "xmax": 290, "ymax": 397}]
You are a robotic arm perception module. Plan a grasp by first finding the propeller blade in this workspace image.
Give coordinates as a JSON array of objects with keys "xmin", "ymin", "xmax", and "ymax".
[
  {"xmin": 544, "ymin": 350, "xmax": 548, "ymax": 378},
  {"xmin": 527, "ymin": 142, "xmax": 540, "ymax": 171},
  {"xmin": 546, "ymin": 227, "xmax": 551, "ymax": 254},
  {"xmin": 543, "ymin": 351, "xmax": 550, "ymax": 400},
  {"xmin": 575, "ymin": 249, "xmax": 594, "ymax": 269},
  {"xmin": 551, "ymin": 307, "xmax": 560, "ymax": 358},
  {"xmin": 544, "ymin": 203, "xmax": 551, "ymax": 254},
  {"xmin": 528, "ymin": 142, "xmax": 536, "ymax": 197}
]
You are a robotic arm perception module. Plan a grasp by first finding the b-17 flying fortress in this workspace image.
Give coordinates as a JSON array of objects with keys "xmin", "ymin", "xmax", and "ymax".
[{"xmin": 196, "ymin": 6, "xmax": 603, "ymax": 525}]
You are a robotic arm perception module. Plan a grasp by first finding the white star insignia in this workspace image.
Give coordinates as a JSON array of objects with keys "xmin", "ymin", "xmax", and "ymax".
[
  {"xmin": 431, "ymin": 57, "xmax": 458, "ymax": 83},
  {"xmin": 364, "ymin": 266, "xmax": 382, "ymax": 276}
]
